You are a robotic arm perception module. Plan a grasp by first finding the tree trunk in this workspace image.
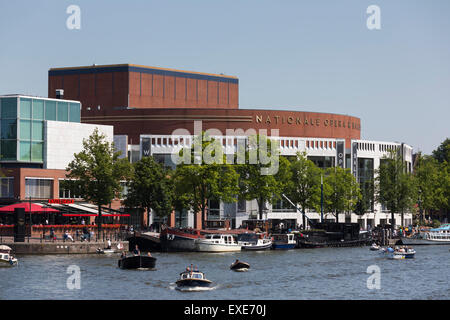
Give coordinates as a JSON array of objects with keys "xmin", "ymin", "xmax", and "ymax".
[
  {"xmin": 147, "ymin": 207, "xmax": 151, "ymax": 230},
  {"xmin": 201, "ymin": 205, "xmax": 206, "ymax": 230},
  {"xmin": 258, "ymin": 197, "xmax": 264, "ymax": 220},
  {"xmin": 335, "ymin": 211, "xmax": 339, "ymax": 223}
]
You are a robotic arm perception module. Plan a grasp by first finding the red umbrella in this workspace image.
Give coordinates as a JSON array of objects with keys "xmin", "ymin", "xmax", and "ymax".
[{"xmin": 0, "ymin": 203, "xmax": 60, "ymax": 214}]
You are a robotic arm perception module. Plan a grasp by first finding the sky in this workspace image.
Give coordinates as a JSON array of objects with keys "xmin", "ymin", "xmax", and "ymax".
[{"xmin": 0, "ymin": 0, "xmax": 449, "ymax": 154}]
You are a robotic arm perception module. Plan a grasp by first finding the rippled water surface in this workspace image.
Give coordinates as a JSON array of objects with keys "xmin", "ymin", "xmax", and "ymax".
[{"xmin": 1, "ymin": 246, "xmax": 449, "ymax": 300}]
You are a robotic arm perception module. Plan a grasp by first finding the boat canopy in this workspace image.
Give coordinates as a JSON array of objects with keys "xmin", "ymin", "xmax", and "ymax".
[{"xmin": 430, "ymin": 224, "xmax": 450, "ymax": 232}]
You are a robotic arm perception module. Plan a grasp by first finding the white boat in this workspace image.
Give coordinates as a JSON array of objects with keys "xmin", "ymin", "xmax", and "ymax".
[
  {"xmin": 237, "ymin": 233, "xmax": 272, "ymax": 250},
  {"xmin": 370, "ymin": 243, "xmax": 381, "ymax": 251},
  {"xmin": 401, "ymin": 224, "xmax": 450, "ymax": 245},
  {"xmin": 0, "ymin": 245, "xmax": 18, "ymax": 267},
  {"xmin": 195, "ymin": 234, "xmax": 242, "ymax": 252}
]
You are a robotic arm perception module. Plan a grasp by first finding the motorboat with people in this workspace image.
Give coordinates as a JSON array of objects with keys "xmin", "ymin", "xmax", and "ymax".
[
  {"xmin": 380, "ymin": 246, "xmax": 416, "ymax": 259},
  {"xmin": 0, "ymin": 245, "xmax": 18, "ymax": 267},
  {"xmin": 96, "ymin": 239, "xmax": 119, "ymax": 254},
  {"xmin": 400, "ymin": 224, "xmax": 450, "ymax": 245},
  {"xmin": 195, "ymin": 234, "xmax": 242, "ymax": 252},
  {"xmin": 118, "ymin": 245, "xmax": 156, "ymax": 269},
  {"xmin": 175, "ymin": 266, "xmax": 213, "ymax": 291},
  {"xmin": 272, "ymin": 233, "xmax": 296, "ymax": 250},
  {"xmin": 230, "ymin": 259, "xmax": 250, "ymax": 272},
  {"xmin": 370, "ymin": 243, "xmax": 381, "ymax": 251},
  {"xmin": 237, "ymin": 233, "xmax": 272, "ymax": 251}
]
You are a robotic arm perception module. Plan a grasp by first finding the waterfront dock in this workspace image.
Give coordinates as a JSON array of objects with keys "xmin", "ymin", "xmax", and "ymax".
[{"xmin": 2, "ymin": 240, "xmax": 129, "ymax": 255}]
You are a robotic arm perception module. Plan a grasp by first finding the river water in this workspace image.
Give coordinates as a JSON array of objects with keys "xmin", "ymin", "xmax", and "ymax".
[{"xmin": 1, "ymin": 245, "xmax": 449, "ymax": 300}]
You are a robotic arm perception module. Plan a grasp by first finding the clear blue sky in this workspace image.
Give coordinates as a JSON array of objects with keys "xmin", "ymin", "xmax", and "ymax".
[{"xmin": 0, "ymin": 0, "xmax": 449, "ymax": 154}]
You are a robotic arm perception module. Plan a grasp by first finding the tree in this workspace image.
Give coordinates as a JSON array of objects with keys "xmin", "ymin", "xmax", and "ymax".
[
  {"xmin": 238, "ymin": 135, "xmax": 290, "ymax": 220},
  {"xmin": 174, "ymin": 132, "xmax": 239, "ymax": 229},
  {"xmin": 432, "ymin": 138, "xmax": 450, "ymax": 164},
  {"xmin": 413, "ymin": 153, "xmax": 440, "ymax": 222},
  {"xmin": 375, "ymin": 150, "xmax": 416, "ymax": 232},
  {"xmin": 123, "ymin": 156, "xmax": 174, "ymax": 228},
  {"xmin": 284, "ymin": 152, "xmax": 321, "ymax": 229},
  {"xmin": 323, "ymin": 167, "xmax": 361, "ymax": 223},
  {"xmin": 66, "ymin": 128, "xmax": 132, "ymax": 237}
]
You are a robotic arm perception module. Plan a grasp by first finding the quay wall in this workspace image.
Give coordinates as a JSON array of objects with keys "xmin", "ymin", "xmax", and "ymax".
[{"xmin": 4, "ymin": 241, "xmax": 129, "ymax": 255}]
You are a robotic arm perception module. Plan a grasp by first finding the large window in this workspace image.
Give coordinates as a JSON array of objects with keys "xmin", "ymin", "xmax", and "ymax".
[
  {"xmin": 358, "ymin": 158, "xmax": 374, "ymax": 212},
  {"xmin": 272, "ymin": 198, "xmax": 296, "ymax": 212},
  {"xmin": 59, "ymin": 179, "xmax": 82, "ymax": 199},
  {"xmin": 25, "ymin": 178, "xmax": 53, "ymax": 199},
  {"xmin": 207, "ymin": 199, "xmax": 221, "ymax": 220}
]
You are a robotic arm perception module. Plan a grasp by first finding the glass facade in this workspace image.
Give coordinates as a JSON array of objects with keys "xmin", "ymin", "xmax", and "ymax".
[
  {"xmin": 0, "ymin": 96, "xmax": 81, "ymax": 163},
  {"xmin": 308, "ymin": 156, "xmax": 335, "ymax": 169},
  {"xmin": 358, "ymin": 158, "xmax": 375, "ymax": 212}
]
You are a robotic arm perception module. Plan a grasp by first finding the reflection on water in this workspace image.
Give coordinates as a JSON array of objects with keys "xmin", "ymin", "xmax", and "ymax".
[{"xmin": 0, "ymin": 246, "xmax": 449, "ymax": 300}]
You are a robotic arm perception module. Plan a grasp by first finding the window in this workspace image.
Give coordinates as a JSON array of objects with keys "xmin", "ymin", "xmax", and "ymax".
[
  {"xmin": 31, "ymin": 142, "xmax": 43, "ymax": 162},
  {"xmin": 45, "ymin": 101, "xmax": 56, "ymax": 120},
  {"xmin": 1, "ymin": 97, "xmax": 17, "ymax": 118},
  {"xmin": 1, "ymin": 119, "xmax": 17, "ymax": 139},
  {"xmin": 57, "ymin": 102, "xmax": 68, "ymax": 121},
  {"xmin": 20, "ymin": 98, "xmax": 32, "ymax": 119},
  {"xmin": 20, "ymin": 120, "xmax": 31, "ymax": 140},
  {"xmin": 19, "ymin": 141, "xmax": 31, "ymax": 161},
  {"xmin": 25, "ymin": 178, "xmax": 53, "ymax": 199},
  {"xmin": 69, "ymin": 103, "xmax": 80, "ymax": 122},
  {"xmin": 1, "ymin": 140, "xmax": 16, "ymax": 160},
  {"xmin": 32, "ymin": 121, "xmax": 43, "ymax": 141},
  {"xmin": 0, "ymin": 178, "xmax": 14, "ymax": 198},
  {"xmin": 59, "ymin": 180, "xmax": 82, "ymax": 199},
  {"xmin": 32, "ymin": 99, "xmax": 44, "ymax": 120}
]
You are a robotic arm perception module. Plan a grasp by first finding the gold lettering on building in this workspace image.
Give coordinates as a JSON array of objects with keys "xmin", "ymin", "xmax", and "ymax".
[{"xmin": 256, "ymin": 115, "xmax": 262, "ymax": 123}]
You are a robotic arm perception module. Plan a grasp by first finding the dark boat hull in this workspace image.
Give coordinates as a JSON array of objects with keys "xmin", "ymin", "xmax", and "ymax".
[
  {"xmin": 176, "ymin": 279, "xmax": 212, "ymax": 289},
  {"xmin": 118, "ymin": 255, "xmax": 157, "ymax": 269},
  {"xmin": 230, "ymin": 262, "xmax": 250, "ymax": 271},
  {"xmin": 160, "ymin": 229, "xmax": 202, "ymax": 252}
]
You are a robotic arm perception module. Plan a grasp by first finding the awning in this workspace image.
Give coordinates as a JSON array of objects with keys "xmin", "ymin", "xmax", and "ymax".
[{"xmin": 0, "ymin": 203, "xmax": 60, "ymax": 214}]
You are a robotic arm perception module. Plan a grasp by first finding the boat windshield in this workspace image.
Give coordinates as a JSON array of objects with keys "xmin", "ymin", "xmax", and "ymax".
[{"xmin": 237, "ymin": 233, "xmax": 257, "ymax": 242}]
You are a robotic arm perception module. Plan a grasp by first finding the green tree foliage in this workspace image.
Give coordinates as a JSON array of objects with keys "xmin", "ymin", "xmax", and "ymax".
[
  {"xmin": 238, "ymin": 135, "xmax": 291, "ymax": 220},
  {"xmin": 375, "ymin": 150, "xmax": 416, "ymax": 231},
  {"xmin": 123, "ymin": 156, "xmax": 174, "ymax": 226},
  {"xmin": 174, "ymin": 132, "xmax": 239, "ymax": 229},
  {"xmin": 66, "ymin": 128, "xmax": 132, "ymax": 236},
  {"xmin": 323, "ymin": 167, "xmax": 361, "ymax": 223},
  {"xmin": 284, "ymin": 152, "xmax": 321, "ymax": 228},
  {"xmin": 413, "ymin": 154, "xmax": 440, "ymax": 221},
  {"xmin": 432, "ymin": 138, "xmax": 450, "ymax": 164}
]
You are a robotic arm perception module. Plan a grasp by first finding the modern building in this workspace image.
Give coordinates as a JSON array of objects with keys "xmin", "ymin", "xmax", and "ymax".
[
  {"xmin": 48, "ymin": 63, "xmax": 414, "ymax": 230},
  {"xmin": 0, "ymin": 94, "xmax": 113, "ymax": 203}
]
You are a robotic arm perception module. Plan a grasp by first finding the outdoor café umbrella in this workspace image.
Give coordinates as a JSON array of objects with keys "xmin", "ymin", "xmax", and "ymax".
[{"xmin": 0, "ymin": 203, "xmax": 60, "ymax": 214}]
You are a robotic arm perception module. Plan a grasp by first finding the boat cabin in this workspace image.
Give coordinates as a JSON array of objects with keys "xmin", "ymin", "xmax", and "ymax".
[
  {"xmin": 180, "ymin": 271, "xmax": 206, "ymax": 280},
  {"xmin": 273, "ymin": 233, "xmax": 296, "ymax": 243},
  {"xmin": 204, "ymin": 234, "xmax": 237, "ymax": 244}
]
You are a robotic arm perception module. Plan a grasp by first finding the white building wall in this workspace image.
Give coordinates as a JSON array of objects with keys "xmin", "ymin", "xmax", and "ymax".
[{"xmin": 44, "ymin": 121, "xmax": 114, "ymax": 170}]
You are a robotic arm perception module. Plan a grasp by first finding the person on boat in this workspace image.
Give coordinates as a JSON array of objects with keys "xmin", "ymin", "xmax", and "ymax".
[
  {"xmin": 120, "ymin": 251, "xmax": 126, "ymax": 258},
  {"xmin": 147, "ymin": 252, "xmax": 152, "ymax": 257},
  {"xmin": 133, "ymin": 245, "xmax": 140, "ymax": 256},
  {"xmin": 194, "ymin": 265, "xmax": 198, "ymax": 272}
]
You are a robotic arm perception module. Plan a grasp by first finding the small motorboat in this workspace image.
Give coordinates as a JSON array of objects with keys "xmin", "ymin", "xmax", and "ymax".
[
  {"xmin": 96, "ymin": 248, "xmax": 117, "ymax": 254},
  {"xmin": 381, "ymin": 246, "xmax": 416, "ymax": 260},
  {"xmin": 370, "ymin": 243, "xmax": 381, "ymax": 251},
  {"xmin": 118, "ymin": 253, "xmax": 157, "ymax": 269},
  {"xmin": 230, "ymin": 260, "xmax": 250, "ymax": 272},
  {"xmin": 0, "ymin": 245, "xmax": 18, "ymax": 267},
  {"xmin": 175, "ymin": 268, "xmax": 213, "ymax": 291}
]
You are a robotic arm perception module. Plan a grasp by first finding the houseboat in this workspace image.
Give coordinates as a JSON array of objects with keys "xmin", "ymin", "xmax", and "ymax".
[
  {"xmin": 195, "ymin": 234, "xmax": 242, "ymax": 252},
  {"xmin": 272, "ymin": 233, "xmax": 296, "ymax": 250}
]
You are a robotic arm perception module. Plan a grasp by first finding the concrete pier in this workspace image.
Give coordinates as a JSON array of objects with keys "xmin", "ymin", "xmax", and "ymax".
[{"xmin": 3, "ymin": 241, "xmax": 129, "ymax": 255}]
